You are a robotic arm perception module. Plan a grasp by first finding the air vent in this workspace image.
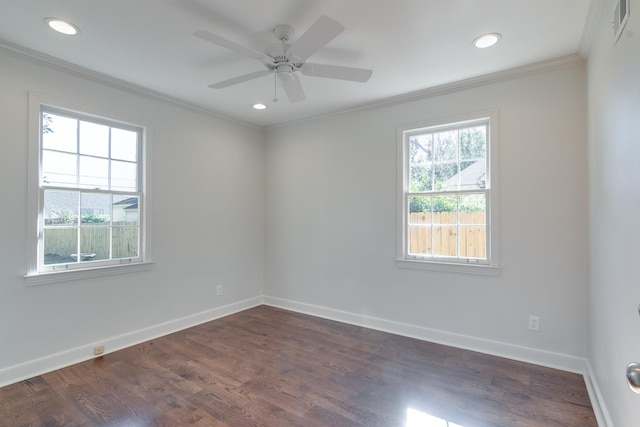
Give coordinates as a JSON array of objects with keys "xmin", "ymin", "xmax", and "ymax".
[{"xmin": 613, "ymin": 0, "xmax": 630, "ymax": 43}]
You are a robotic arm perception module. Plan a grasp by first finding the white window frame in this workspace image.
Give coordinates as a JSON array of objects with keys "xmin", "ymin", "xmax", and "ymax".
[
  {"xmin": 396, "ymin": 110, "xmax": 500, "ymax": 275},
  {"xmin": 25, "ymin": 92, "xmax": 153, "ymax": 285}
]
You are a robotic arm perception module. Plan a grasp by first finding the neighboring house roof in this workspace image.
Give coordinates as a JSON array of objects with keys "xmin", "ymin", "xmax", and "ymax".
[
  {"xmin": 444, "ymin": 160, "xmax": 486, "ymax": 190},
  {"xmin": 113, "ymin": 197, "xmax": 138, "ymax": 210}
]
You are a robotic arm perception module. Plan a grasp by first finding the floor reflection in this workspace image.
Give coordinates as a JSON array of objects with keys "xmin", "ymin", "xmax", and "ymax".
[{"xmin": 407, "ymin": 408, "xmax": 465, "ymax": 427}]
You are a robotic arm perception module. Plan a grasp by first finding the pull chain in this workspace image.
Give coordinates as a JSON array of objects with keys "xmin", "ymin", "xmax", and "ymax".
[{"xmin": 273, "ymin": 71, "xmax": 278, "ymax": 103}]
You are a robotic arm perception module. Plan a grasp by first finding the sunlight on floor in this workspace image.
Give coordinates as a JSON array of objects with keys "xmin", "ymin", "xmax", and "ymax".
[{"xmin": 406, "ymin": 408, "xmax": 465, "ymax": 427}]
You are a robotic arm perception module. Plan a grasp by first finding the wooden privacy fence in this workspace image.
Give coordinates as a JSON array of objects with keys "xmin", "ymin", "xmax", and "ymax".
[
  {"xmin": 44, "ymin": 224, "xmax": 139, "ymax": 263},
  {"xmin": 408, "ymin": 211, "xmax": 486, "ymax": 258}
]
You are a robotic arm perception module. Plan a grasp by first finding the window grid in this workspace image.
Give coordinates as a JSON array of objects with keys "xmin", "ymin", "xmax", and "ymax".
[
  {"xmin": 403, "ymin": 118, "xmax": 490, "ymax": 265},
  {"xmin": 39, "ymin": 107, "xmax": 143, "ymax": 272}
]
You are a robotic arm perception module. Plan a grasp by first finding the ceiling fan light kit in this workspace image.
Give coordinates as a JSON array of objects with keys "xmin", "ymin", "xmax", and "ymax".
[{"xmin": 194, "ymin": 15, "xmax": 373, "ymax": 104}]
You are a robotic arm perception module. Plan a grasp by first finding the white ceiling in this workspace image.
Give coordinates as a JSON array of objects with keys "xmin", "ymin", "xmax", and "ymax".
[{"xmin": 0, "ymin": 0, "xmax": 597, "ymax": 127}]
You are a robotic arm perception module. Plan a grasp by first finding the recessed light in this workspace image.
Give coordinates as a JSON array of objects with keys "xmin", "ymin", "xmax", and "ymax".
[
  {"xmin": 44, "ymin": 18, "xmax": 80, "ymax": 36},
  {"xmin": 473, "ymin": 33, "xmax": 501, "ymax": 49},
  {"xmin": 252, "ymin": 103, "xmax": 267, "ymax": 110}
]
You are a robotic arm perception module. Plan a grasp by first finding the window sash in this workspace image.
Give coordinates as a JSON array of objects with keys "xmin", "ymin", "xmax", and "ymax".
[{"xmin": 404, "ymin": 190, "xmax": 490, "ymax": 264}]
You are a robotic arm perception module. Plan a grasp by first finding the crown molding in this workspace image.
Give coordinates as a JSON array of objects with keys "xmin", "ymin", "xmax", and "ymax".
[
  {"xmin": 1, "ymin": 38, "xmax": 584, "ymax": 131},
  {"xmin": 269, "ymin": 54, "xmax": 585, "ymax": 129},
  {"xmin": 0, "ymin": 39, "xmax": 261, "ymax": 130}
]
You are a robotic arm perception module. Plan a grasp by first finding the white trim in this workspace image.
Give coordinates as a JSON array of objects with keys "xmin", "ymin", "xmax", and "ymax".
[
  {"xmin": 394, "ymin": 259, "xmax": 501, "ymax": 275},
  {"xmin": 0, "ymin": 296, "xmax": 263, "ymax": 388},
  {"xmin": 263, "ymin": 296, "xmax": 587, "ymax": 374},
  {"xmin": 584, "ymin": 360, "xmax": 614, "ymax": 427},
  {"xmin": 24, "ymin": 261, "xmax": 154, "ymax": 286}
]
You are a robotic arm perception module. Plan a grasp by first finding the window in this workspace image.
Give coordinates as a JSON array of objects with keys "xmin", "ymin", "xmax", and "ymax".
[
  {"xmin": 26, "ymin": 93, "xmax": 152, "ymax": 284},
  {"xmin": 396, "ymin": 111, "xmax": 499, "ymax": 275}
]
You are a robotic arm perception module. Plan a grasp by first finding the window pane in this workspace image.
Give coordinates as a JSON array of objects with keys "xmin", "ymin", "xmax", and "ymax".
[
  {"xmin": 113, "ymin": 226, "xmax": 139, "ymax": 259},
  {"xmin": 408, "ymin": 196, "xmax": 432, "ymax": 256},
  {"xmin": 408, "ymin": 224, "xmax": 431, "ymax": 256},
  {"xmin": 80, "ymin": 226, "xmax": 110, "ymax": 262},
  {"xmin": 111, "ymin": 128, "xmax": 138, "ymax": 161},
  {"xmin": 434, "ymin": 163, "xmax": 459, "ymax": 191},
  {"xmin": 460, "ymin": 126, "xmax": 486, "ymax": 160},
  {"xmin": 432, "ymin": 196, "xmax": 457, "ymax": 222},
  {"xmin": 459, "ymin": 225, "xmax": 486, "ymax": 259},
  {"xmin": 79, "ymin": 156, "xmax": 109, "ymax": 189},
  {"xmin": 408, "ymin": 195, "xmax": 431, "ymax": 215},
  {"xmin": 459, "ymin": 160, "xmax": 486, "ymax": 190},
  {"xmin": 410, "ymin": 135, "xmax": 432, "ymax": 163},
  {"xmin": 44, "ymin": 190, "xmax": 78, "ymax": 226},
  {"xmin": 434, "ymin": 130, "xmax": 457, "ymax": 161},
  {"xmin": 111, "ymin": 160, "xmax": 137, "ymax": 191},
  {"xmin": 79, "ymin": 121, "xmax": 109, "ymax": 157},
  {"xmin": 460, "ymin": 194, "xmax": 486, "ymax": 219},
  {"xmin": 80, "ymin": 192, "xmax": 110, "ymax": 222},
  {"xmin": 433, "ymin": 225, "xmax": 457, "ymax": 257},
  {"xmin": 410, "ymin": 164, "xmax": 432, "ymax": 192},
  {"xmin": 42, "ymin": 113, "xmax": 77, "ymax": 153},
  {"xmin": 44, "ymin": 228, "xmax": 77, "ymax": 264},
  {"xmin": 42, "ymin": 150, "xmax": 77, "ymax": 186},
  {"xmin": 113, "ymin": 195, "xmax": 139, "ymax": 224}
]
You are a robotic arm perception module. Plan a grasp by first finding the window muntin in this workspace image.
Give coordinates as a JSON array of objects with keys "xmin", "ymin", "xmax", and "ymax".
[
  {"xmin": 38, "ymin": 107, "xmax": 143, "ymax": 272},
  {"xmin": 399, "ymin": 115, "xmax": 496, "ymax": 269}
]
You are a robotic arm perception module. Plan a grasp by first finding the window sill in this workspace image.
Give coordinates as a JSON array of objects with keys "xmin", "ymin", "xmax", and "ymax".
[
  {"xmin": 24, "ymin": 261, "xmax": 154, "ymax": 286},
  {"xmin": 395, "ymin": 259, "xmax": 501, "ymax": 276}
]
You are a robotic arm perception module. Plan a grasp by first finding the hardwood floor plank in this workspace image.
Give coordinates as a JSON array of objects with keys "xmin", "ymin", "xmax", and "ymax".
[{"xmin": 0, "ymin": 305, "xmax": 597, "ymax": 427}]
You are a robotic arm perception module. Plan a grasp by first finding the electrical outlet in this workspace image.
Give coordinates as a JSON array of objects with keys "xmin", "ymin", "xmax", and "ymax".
[
  {"xmin": 528, "ymin": 315, "xmax": 540, "ymax": 332},
  {"xmin": 93, "ymin": 345, "xmax": 105, "ymax": 355},
  {"xmin": 216, "ymin": 284, "xmax": 223, "ymax": 296}
]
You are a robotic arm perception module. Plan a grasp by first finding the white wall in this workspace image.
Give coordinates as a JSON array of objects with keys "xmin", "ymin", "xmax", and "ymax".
[
  {"xmin": 0, "ymin": 48, "xmax": 265, "ymax": 384},
  {"xmin": 264, "ymin": 64, "xmax": 589, "ymax": 369},
  {"xmin": 587, "ymin": 0, "xmax": 640, "ymax": 426}
]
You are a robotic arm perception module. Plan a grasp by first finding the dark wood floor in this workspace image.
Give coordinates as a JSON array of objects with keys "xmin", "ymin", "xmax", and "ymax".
[{"xmin": 0, "ymin": 305, "xmax": 597, "ymax": 426}]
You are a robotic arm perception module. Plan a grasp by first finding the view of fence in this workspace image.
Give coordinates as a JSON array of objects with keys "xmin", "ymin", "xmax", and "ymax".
[
  {"xmin": 408, "ymin": 211, "xmax": 486, "ymax": 258},
  {"xmin": 44, "ymin": 223, "xmax": 139, "ymax": 264}
]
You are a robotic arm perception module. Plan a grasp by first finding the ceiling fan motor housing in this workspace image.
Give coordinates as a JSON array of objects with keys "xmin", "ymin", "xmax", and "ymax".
[
  {"xmin": 264, "ymin": 43, "xmax": 292, "ymax": 66},
  {"xmin": 273, "ymin": 24, "xmax": 293, "ymax": 42}
]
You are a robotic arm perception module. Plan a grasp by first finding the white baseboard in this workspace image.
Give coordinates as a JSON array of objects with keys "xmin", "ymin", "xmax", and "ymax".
[
  {"xmin": 0, "ymin": 296, "xmax": 263, "ymax": 388},
  {"xmin": 263, "ymin": 296, "xmax": 588, "ymax": 372},
  {"xmin": 263, "ymin": 296, "xmax": 615, "ymax": 425}
]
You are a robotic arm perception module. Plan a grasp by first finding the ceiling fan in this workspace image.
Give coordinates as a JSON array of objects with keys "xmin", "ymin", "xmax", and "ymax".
[{"xmin": 193, "ymin": 15, "xmax": 373, "ymax": 103}]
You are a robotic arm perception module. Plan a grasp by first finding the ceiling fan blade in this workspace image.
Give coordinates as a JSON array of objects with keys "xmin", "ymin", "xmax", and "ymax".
[
  {"xmin": 278, "ymin": 72, "xmax": 306, "ymax": 103},
  {"xmin": 286, "ymin": 16, "xmax": 344, "ymax": 63},
  {"xmin": 300, "ymin": 63, "xmax": 373, "ymax": 82},
  {"xmin": 194, "ymin": 30, "xmax": 273, "ymax": 63},
  {"xmin": 209, "ymin": 70, "xmax": 272, "ymax": 89}
]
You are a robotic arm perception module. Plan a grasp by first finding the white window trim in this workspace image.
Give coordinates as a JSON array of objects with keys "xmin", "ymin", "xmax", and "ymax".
[
  {"xmin": 25, "ymin": 91, "xmax": 153, "ymax": 285},
  {"xmin": 395, "ymin": 110, "xmax": 501, "ymax": 275}
]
